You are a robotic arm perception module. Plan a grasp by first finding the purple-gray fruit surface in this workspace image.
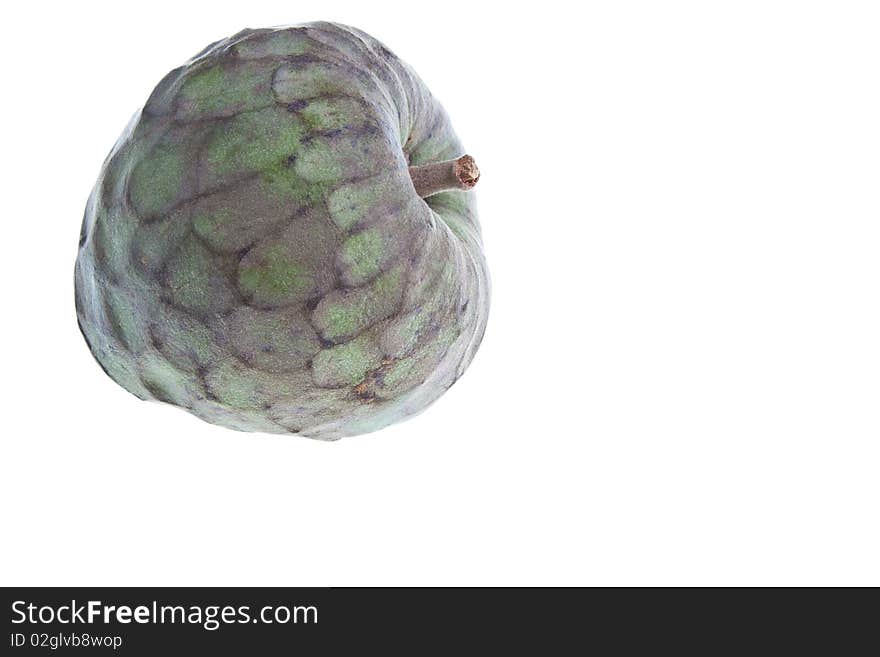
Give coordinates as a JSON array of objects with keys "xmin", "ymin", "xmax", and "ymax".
[{"xmin": 74, "ymin": 22, "xmax": 489, "ymax": 440}]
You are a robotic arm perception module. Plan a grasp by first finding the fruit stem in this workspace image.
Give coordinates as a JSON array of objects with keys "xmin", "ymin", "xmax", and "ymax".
[{"xmin": 409, "ymin": 155, "xmax": 480, "ymax": 198}]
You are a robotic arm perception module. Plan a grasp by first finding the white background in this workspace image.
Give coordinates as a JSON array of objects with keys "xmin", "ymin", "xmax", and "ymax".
[{"xmin": 1, "ymin": 1, "xmax": 878, "ymax": 586}]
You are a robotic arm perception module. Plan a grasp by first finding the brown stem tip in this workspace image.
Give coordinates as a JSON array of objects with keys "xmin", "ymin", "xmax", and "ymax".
[{"xmin": 409, "ymin": 155, "xmax": 480, "ymax": 198}]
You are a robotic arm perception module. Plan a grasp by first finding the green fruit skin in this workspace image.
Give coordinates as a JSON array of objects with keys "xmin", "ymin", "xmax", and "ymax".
[{"xmin": 74, "ymin": 22, "xmax": 489, "ymax": 440}]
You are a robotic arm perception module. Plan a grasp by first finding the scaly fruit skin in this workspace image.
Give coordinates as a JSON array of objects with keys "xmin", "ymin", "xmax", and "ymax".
[{"xmin": 74, "ymin": 22, "xmax": 489, "ymax": 440}]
